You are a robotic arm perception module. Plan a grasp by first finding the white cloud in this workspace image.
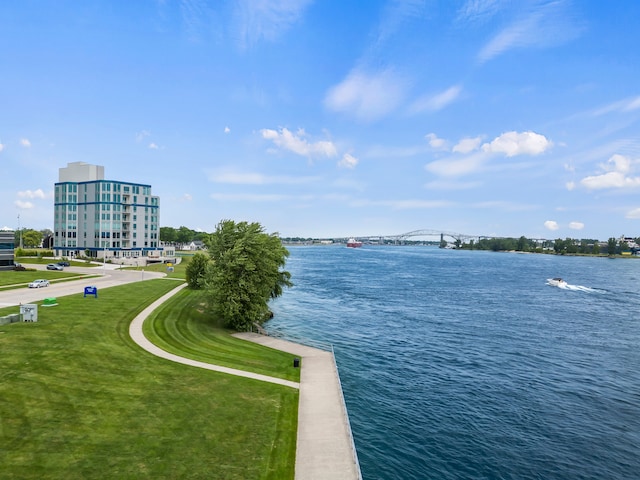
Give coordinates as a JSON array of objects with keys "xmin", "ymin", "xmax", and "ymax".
[
  {"xmin": 14, "ymin": 200, "xmax": 34, "ymax": 209},
  {"xmin": 580, "ymin": 154, "xmax": 640, "ymax": 190},
  {"xmin": 149, "ymin": 143, "xmax": 159, "ymax": 150},
  {"xmin": 0, "ymin": 142, "xmax": 4, "ymax": 152},
  {"xmin": 331, "ymin": 177, "xmax": 365, "ymax": 192},
  {"xmin": 20, "ymin": 138, "xmax": 31, "ymax": 148},
  {"xmin": 544, "ymin": 220, "xmax": 559, "ymax": 231},
  {"xmin": 425, "ymin": 133, "xmax": 448, "ymax": 150},
  {"xmin": 338, "ymin": 153, "xmax": 358, "ymax": 169},
  {"xmin": 410, "ymin": 85, "xmax": 462, "ymax": 113},
  {"xmin": 208, "ymin": 169, "xmax": 319, "ymax": 185},
  {"xmin": 17, "ymin": 189, "xmax": 46, "ymax": 199},
  {"xmin": 324, "ymin": 69, "xmax": 407, "ymax": 122},
  {"xmin": 471, "ymin": 200, "xmax": 536, "ymax": 212},
  {"xmin": 566, "ymin": 181, "xmax": 576, "ymax": 191},
  {"xmin": 374, "ymin": 0, "xmax": 429, "ymax": 45},
  {"xmin": 234, "ymin": 0, "xmax": 313, "ymax": 48},
  {"xmin": 136, "ymin": 130, "xmax": 151, "ymax": 142},
  {"xmin": 590, "ymin": 96, "xmax": 640, "ymax": 116},
  {"xmin": 211, "ymin": 192, "xmax": 289, "ymax": 202},
  {"xmin": 425, "ymin": 180, "xmax": 480, "ymax": 190},
  {"xmin": 626, "ymin": 208, "xmax": 640, "ymax": 219},
  {"xmin": 453, "ymin": 136, "xmax": 482, "ymax": 154},
  {"xmin": 224, "ymin": 126, "xmax": 230, "ymax": 134},
  {"xmin": 182, "ymin": 193, "xmax": 193, "ymax": 202},
  {"xmin": 482, "ymin": 131, "xmax": 552, "ymax": 157},
  {"xmin": 179, "ymin": 0, "xmax": 210, "ymax": 42},
  {"xmin": 261, "ymin": 127, "xmax": 337, "ymax": 158},
  {"xmin": 350, "ymin": 199, "xmax": 452, "ymax": 210},
  {"xmin": 425, "ymin": 151, "xmax": 487, "ymax": 177},
  {"xmin": 569, "ymin": 222, "xmax": 584, "ymax": 230},
  {"xmin": 477, "ymin": 1, "xmax": 582, "ymax": 63},
  {"xmin": 425, "ymin": 130, "xmax": 551, "ymax": 177},
  {"xmin": 457, "ymin": 0, "xmax": 506, "ymax": 23}
]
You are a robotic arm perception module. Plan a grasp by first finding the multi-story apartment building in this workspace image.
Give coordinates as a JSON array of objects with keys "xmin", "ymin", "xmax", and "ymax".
[{"xmin": 54, "ymin": 162, "xmax": 162, "ymax": 261}]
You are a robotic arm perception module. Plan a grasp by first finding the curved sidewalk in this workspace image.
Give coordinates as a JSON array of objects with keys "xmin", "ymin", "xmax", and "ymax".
[
  {"xmin": 128, "ymin": 283, "xmax": 299, "ymax": 389},
  {"xmin": 129, "ymin": 283, "xmax": 360, "ymax": 480}
]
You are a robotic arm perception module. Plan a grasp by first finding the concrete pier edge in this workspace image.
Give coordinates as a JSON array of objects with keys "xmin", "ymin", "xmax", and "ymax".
[{"xmin": 233, "ymin": 332, "xmax": 362, "ymax": 480}]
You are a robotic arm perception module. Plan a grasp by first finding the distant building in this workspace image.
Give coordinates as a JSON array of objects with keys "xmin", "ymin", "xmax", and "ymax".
[
  {"xmin": 0, "ymin": 229, "xmax": 15, "ymax": 271},
  {"xmin": 54, "ymin": 162, "xmax": 162, "ymax": 261},
  {"xmin": 619, "ymin": 235, "xmax": 638, "ymax": 249},
  {"xmin": 184, "ymin": 240, "xmax": 206, "ymax": 251}
]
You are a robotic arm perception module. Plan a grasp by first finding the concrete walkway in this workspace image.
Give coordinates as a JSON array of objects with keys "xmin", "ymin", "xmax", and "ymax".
[
  {"xmin": 234, "ymin": 332, "xmax": 361, "ymax": 480},
  {"xmin": 129, "ymin": 283, "xmax": 361, "ymax": 480}
]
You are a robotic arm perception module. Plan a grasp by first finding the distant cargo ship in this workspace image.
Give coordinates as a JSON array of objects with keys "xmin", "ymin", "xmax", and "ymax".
[{"xmin": 347, "ymin": 238, "xmax": 363, "ymax": 248}]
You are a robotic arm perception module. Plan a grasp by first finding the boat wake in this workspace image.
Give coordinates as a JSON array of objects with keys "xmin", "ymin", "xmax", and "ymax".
[{"xmin": 546, "ymin": 278, "xmax": 600, "ymax": 293}]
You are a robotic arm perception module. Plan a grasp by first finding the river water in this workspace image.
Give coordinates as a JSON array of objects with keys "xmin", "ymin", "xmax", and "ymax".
[{"xmin": 267, "ymin": 246, "xmax": 640, "ymax": 480}]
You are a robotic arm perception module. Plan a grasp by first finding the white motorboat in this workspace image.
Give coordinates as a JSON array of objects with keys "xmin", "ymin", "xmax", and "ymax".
[{"xmin": 547, "ymin": 277, "xmax": 567, "ymax": 288}]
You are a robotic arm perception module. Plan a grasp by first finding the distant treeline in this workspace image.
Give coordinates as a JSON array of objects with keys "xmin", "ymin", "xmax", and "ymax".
[
  {"xmin": 8, "ymin": 226, "xmax": 639, "ymax": 257},
  {"xmin": 457, "ymin": 236, "xmax": 638, "ymax": 255},
  {"xmin": 160, "ymin": 226, "xmax": 210, "ymax": 246}
]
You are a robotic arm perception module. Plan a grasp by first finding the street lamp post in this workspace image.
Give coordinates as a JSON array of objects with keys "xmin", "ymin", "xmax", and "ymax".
[{"xmin": 17, "ymin": 213, "xmax": 23, "ymax": 249}]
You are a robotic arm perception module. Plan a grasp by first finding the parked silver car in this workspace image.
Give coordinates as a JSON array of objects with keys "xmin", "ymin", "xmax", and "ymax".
[{"xmin": 46, "ymin": 263, "xmax": 64, "ymax": 271}]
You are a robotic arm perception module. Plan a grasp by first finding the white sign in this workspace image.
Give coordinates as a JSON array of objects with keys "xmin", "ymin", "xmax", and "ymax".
[{"xmin": 20, "ymin": 303, "xmax": 38, "ymax": 322}]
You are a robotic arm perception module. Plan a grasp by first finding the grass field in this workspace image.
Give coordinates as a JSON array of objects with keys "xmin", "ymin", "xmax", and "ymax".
[
  {"xmin": 143, "ymin": 287, "xmax": 301, "ymax": 382},
  {"xmin": 15, "ymin": 257, "xmax": 100, "ymax": 267},
  {"xmin": 0, "ymin": 279, "xmax": 298, "ymax": 479},
  {"xmin": 0, "ymin": 270, "xmax": 93, "ymax": 290},
  {"xmin": 123, "ymin": 259, "xmax": 188, "ymax": 280}
]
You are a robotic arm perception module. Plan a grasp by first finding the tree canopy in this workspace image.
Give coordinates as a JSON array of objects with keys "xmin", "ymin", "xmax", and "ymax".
[
  {"xmin": 14, "ymin": 229, "xmax": 44, "ymax": 248},
  {"xmin": 203, "ymin": 220, "xmax": 292, "ymax": 331},
  {"xmin": 160, "ymin": 226, "xmax": 210, "ymax": 247},
  {"xmin": 185, "ymin": 251, "xmax": 211, "ymax": 290}
]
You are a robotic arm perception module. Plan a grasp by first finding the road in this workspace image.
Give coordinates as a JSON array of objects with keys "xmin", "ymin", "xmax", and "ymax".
[{"xmin": 0, "ymin": 263, "xmax": 165, "ymax": 308}]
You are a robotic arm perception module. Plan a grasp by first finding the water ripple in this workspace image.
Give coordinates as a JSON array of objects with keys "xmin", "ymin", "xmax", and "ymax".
[{"xmin": 269, "ymin": 247, "xmax": 640, "ymax": 479}]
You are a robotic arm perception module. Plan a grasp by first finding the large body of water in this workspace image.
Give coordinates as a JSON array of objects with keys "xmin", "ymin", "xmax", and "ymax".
[{"xmin": 267, "ymin": 246, "xmax": 640, "ymax": 480}]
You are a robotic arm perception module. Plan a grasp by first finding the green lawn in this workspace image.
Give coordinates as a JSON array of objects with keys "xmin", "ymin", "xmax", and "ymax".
[
  {"xmin": 143, "ymin": 287, "xmax": 301, "ymax": 383},
  {"xmin": 122, "ymin": 259, "xmax": 188, "ymax": 280},
  {"xmin": 0, "ymin": 279, "xmax": 298, "ymax": 479},
  {"xmin": 0, "ymin": 270, "xmax": 91, "ymax": 290},
  {"xmin": 15, "ymin": 257, "xmax": 100, "ymax": 267}
]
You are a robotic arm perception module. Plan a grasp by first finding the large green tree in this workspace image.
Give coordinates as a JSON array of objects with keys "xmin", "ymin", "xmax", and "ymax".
[
  {"xmin": 185, "ymin": 251, "xmax": 211, "ymax": 289},
  {"xmin": 18, "ymin": 229, "xmax": 43, "ymax": 248},
  {"xmin": 160, "ymin": 226, "xmax": 177, "ymax": 244},
  {"xmin": 176, "ymin": 226, "xmax": 194, "ymax": 247},
  {"xmin": 205, "ymin": 220, "xmax": 292, "ymax": 331}
]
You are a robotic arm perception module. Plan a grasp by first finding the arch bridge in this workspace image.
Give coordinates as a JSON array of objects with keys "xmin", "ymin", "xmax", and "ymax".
[
  {"xmin": 385, "ymin": 229, "xmax": 477, "ymax": 244},
  {"xmin": 340, "ymin": 231, "xmax": 552, "ymax": 245},
  {"xmin": 345, "ymin": 229, "xmax": 478, "ymax": 245}
]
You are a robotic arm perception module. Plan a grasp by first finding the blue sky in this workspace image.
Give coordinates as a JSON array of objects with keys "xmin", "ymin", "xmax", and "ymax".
[{"xmin": 2, "ymin": 0, "xmax": 640, "ymax": 240}]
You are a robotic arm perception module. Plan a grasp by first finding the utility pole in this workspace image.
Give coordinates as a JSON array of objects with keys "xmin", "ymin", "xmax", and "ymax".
[{"xmin": 17, "ymin": 213, "xmax": 23, "ymax": 249}]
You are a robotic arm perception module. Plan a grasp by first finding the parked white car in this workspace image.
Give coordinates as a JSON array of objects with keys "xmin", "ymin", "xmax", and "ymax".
[{"xmin": 28, "ymin": 279, "xmax": 50, "ymax": 288}]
